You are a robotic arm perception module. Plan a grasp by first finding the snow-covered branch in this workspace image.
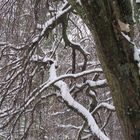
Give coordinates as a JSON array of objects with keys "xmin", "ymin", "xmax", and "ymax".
[
  {"xmin": 31, "ymin": 5, "xmax": 72, "ymax": 45},
  {"xmin": 86, "ymin": 79, "xmax": 107, "ymax": 89},
  {"xmin": 56, "ymin": 124, "xmax": 81, "ymax": 129},
  {"xmin": 49, "ymin": 63, "xmax": 109, "ymax": 140},
  {"xmin": 92, "ymin": 102, "xmax": 115, "ymax": 114}
]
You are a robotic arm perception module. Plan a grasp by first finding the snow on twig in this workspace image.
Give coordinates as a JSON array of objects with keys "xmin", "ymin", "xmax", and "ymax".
[
  {"xmin": 40, "ymin": 67, "xmax": 103, "ymax": 92},
  {"xmin": 56, "ymin": 124, "xmax": 81, "ymax": 129},
  {"xmin": 1, "ymin": 68, "xmax": 102, "ymax": 119},
  {"xmin": 92, "ymin": 102, "xmax": 115, "ymax": 114}
]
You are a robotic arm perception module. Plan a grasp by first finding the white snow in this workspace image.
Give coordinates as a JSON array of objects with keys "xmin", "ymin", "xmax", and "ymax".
[
  {"xmin": 41, "ymin": 6, "xmax": 71, "ymax": 36},
  {"xmin": 39, "ymin": 68, "xmax": 103, "ymax": 96},
  {"xmin": 49, "ymin": 63, "xmax": 109, "ymax": 140},
  {"xmin": 32, "ymin": 36, "xmax": 39, "ymax": 43},
  {"xmin": 89, "ymin": 90, "xmax": 96, "ymax": 97},
  {"xmin": 134, "ymin": 45, "xmax": 140, "ymax": 74},
  {"xmin": 0, "ymin": 108, "xmax": 14, "ymax": 118},
  {"xmin": 37, "ymin": 23, "xmax": 44, "ymax": 29},
  {"xmin": 71, "ymin": 41, "xmax": 90, "ymax": 55},
  {"xmin": 30, "ymin": 5, "xmax": 71, "ymax": 44},
  {"xmin": 43, "ymin": 56, "xmax": 49, "ymax": 62},
  {"xmin": 31, "ymin": 54, "xmax": 54, "ymax": 64},
  {"xmin": 92, "ymin": 103, "xmax": 115, "ymax": 113},
  {"xmin": 57, "ymin": 124, "xmax": 81, "ymax": 129},
  {"xmin": 86, "ymin": 79, "xmax": 107, "ymax": 87},
  {"xmin": 51, "ymin": 111, "xmax": 65, "ymax": 116},
  {"xmin": 44, "ymin": 136, "xmax": 48, "ymax": 139},
  {"xmin": 136, "ymin": 0, "xmax": 140, "ymax": 3},
  {"xmin": 76, "ymin": 0, "xmax": 82, "ymax": 5},
  {"xmin": 0, "ymin": 42, "xmax": 7, "ymax": 46},
  {"xmin": 121, "ymin": 32, "xmax": 140, "ymax": 74},
  {"xmin": 121, "ymin": 32, "xmax": 131, "ymax": 43}
]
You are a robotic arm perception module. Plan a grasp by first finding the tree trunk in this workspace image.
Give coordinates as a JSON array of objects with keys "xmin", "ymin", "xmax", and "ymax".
[{"xmin": 68, "ymin": 0, "xmax": 140, "ymax": 139}]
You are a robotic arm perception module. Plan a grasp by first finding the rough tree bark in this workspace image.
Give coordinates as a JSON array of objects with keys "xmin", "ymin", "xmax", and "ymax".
[
  {"xmin": 68, "ymin": 0, "xmax": 140, "ymax": 140},
  {"xmin": 133, "ymin": 0, "xmax": 140, "ymax": 30}
]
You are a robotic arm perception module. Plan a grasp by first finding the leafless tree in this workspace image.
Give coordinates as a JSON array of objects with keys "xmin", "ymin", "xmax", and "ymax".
[{"xmin": 0, "ymin": 0, "xmax": 123, "ymax": 140}]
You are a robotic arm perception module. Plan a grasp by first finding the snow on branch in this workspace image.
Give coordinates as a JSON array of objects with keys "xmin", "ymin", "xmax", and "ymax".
[
  {"xmin": 2, "ymin": 68, "xmax": 102, "ymax": 120},
  {"xmin": 134, "ymin": 45, "xmax": 140, "ymax": 74},
  {"xmin": 76, "ymin": 0, "xmax": 82, "ymax": 5},
  {"xmin": 30, "ymin": 54, "xmax": 54, "ymax": 64},
  {"xmin": 49, "ymin": 63, "xmax": 110, "ymax": 140},
  {"xmin": 86, "ymin": 79, "xmax": 107, "ymax": 89},
  {"xmin": 55, "ymin": 68, "xmax": 102, "ymax": 80},
  {"xmin": 40, "ymin": 6, "xmax": 71, "ymax": 37},
  {"xmin": 39, "ymin": 67, "xmax": 103, "ymax": 93},
  {"xmin": 121, "ymin": 32, "xmax": 132, "ymax": 43},
  {"xmin": 4, "ymin": 68, "xmax": 101, "ymax": 118},
  {"xmin": 56, "ymin": 124, "xmax": 81, "ymax": 129},
  {"xmin": 0, "ymin": 93, "xmax": 55, "ymax": 129},
  {"xmin": 136, "ymin": 0, "xmax": 140, "ymax": 3},
  {"xmin": 92, "ymin": 102, "xmax": 115, "ymax": 114},
  {"xmin": 31, "ymin": 5, "xmax": 72, "ymax": 45},
  {"xmin": 0, "ymin": 42, "xmax": 7, "ymax": 46}
]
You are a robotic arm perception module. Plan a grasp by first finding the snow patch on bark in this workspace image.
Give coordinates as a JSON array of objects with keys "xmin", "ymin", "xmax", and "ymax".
[{"xmin": 134, "ymin": 46, "xmax": 140, "ymax": 74}]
